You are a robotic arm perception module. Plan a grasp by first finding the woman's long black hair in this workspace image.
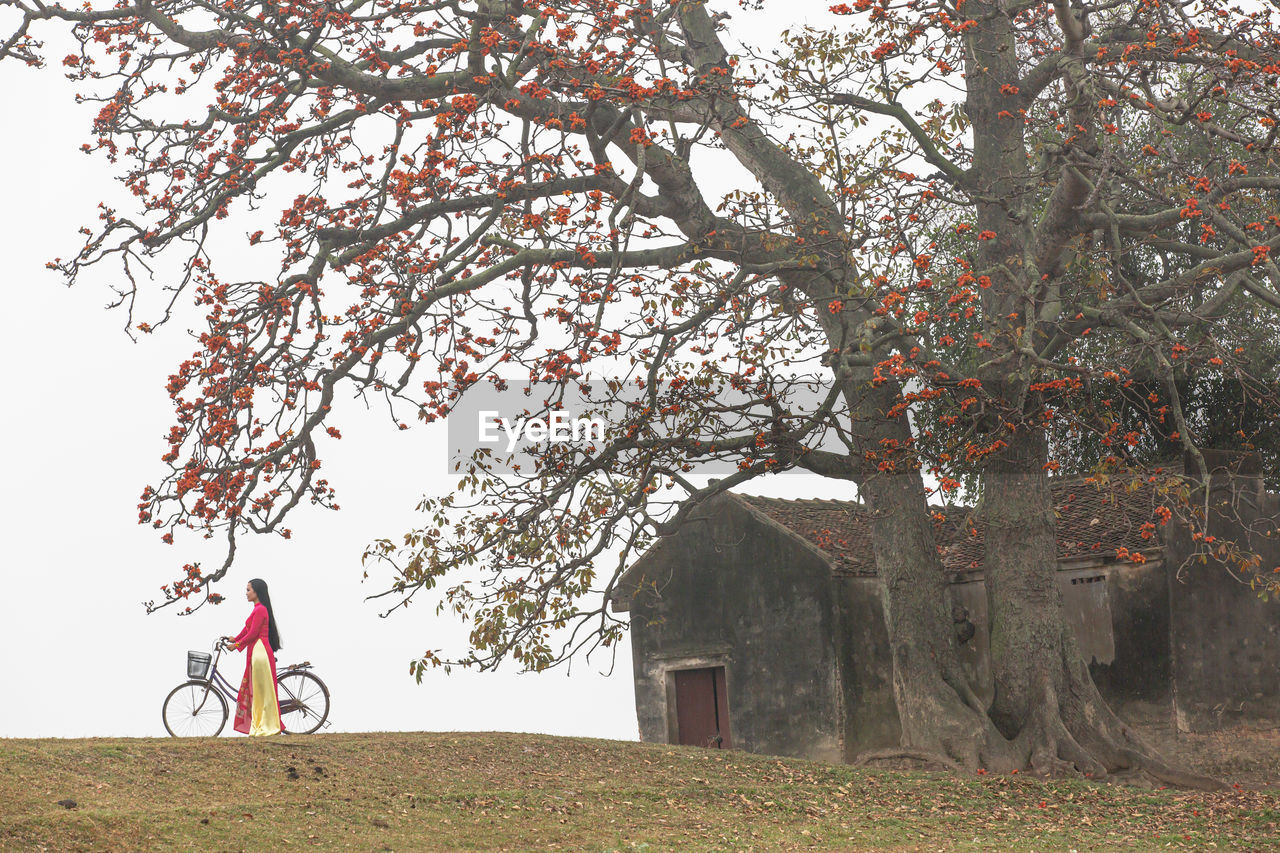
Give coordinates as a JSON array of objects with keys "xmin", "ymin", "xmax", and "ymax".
[{"xmin": 249, "ymin": 578, "xmax": 282, "ymax": 651}]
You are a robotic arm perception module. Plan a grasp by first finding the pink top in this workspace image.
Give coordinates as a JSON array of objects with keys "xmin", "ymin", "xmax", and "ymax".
[{"xmin": 233, "ymin": 603, "xmax": 272, "ymax": 654}]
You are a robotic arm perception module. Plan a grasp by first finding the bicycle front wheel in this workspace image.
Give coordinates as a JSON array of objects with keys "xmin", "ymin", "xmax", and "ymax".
[
  {"xmin": 276, "ymin": 670, "xmax": 330, "ymax": 734},
  {"xmin": 162, "ymin": 680, "xmax": 229, "ymax": 737}
]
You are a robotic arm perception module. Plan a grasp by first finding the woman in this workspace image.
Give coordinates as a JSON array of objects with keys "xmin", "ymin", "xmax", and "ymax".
[{"xmin": 222, "ymin": 578, "xmax": 284, "ymax": 736}]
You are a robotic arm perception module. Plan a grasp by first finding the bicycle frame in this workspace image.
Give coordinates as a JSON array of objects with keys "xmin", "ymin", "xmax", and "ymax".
[
  {"xmin": 190, "ymin": 642, "xmax": 239, "ymax": 713},
  {"xmin": 198, "ymin": 644, "xmax": 321, "ymax": 719}
]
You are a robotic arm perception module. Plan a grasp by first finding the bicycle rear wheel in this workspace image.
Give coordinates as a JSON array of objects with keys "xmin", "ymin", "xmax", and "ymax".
[
  {"xmin": 276, "ymin": 670, "xmax": 330, "ymax": 734},
  {"xmin": 162, "ymin": 680, "xmax": 229, "ymax": 737}
]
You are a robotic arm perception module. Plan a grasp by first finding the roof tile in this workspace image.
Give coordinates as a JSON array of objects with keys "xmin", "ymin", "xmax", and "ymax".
[{"xmin": 738, "ymin": 467, "xmax": 1180, "ymax": 577}]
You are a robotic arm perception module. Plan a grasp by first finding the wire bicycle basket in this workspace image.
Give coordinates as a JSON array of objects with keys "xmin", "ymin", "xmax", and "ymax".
[{"xmin": 187, "ymin": 650, "xmax": 213, "ymax": 680}]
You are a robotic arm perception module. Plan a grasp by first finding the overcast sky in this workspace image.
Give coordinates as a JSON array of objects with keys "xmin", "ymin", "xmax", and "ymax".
[{"xmin": 0, "ymin": 1, "xmax": 854, "ymax": 740}]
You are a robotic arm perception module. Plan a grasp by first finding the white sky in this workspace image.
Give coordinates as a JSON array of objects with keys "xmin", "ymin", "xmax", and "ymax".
[{"xmin": 0, "ymin": 1, "xmax": 852, "ymax": 739}]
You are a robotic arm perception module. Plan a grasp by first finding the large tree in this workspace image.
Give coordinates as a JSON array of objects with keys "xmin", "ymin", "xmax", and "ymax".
[{"xmin": 5, "ymin": 0, "xmax": 1278, "ymax": 785}]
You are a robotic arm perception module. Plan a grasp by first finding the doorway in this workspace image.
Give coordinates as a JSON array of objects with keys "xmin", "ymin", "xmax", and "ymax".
[{"xmin": 672, "ymin": 666, "xmax": 732, "ymax": 749}]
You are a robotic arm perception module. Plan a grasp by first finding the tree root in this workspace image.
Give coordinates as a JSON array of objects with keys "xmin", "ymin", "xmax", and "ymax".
[
  {"xmin": 889, "ymin": 650, "xmax": 1022, "ymax": 775},
  {"xmin": 880, "ymin": 657, "xmax": 1226, "ymax": 790},
  {"xmin": 854, "ymin": 747, "xmax": 963, "ymax": 773},
  {"xmin": 1005, "ymin": 666, "xmax": 1228, "ymax": 791}
]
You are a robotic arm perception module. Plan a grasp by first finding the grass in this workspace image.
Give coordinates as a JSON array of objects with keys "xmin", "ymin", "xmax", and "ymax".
[{"xmin": 1, "ymin": 731, "xmax": 1276, "ymax": 851}]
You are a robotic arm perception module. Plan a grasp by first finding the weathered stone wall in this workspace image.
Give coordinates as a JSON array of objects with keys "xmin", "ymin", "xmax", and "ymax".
[
  {"xmin": 623, "ymin": 496, "xmax": 844, "ymax": 761},
  {"xmin": 831, "ymin": 577, "xmax": 899, "ymax": 757},
  {"xmin": 1089, "ymin": 562, "xmax": 1174, "ymax": 725},
  {"xmin": 951, "ymin": 580, "xmax": 993, "ymax": 706},
  {"xmin": 1165, "ymin": 458, "xmax": 1280, "ymax": 730}
]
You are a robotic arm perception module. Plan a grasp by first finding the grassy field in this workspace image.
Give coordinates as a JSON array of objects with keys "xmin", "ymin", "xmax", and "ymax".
[{"xmin": 1, "ymin": 732, "xmax": 1276, "ymax": 852}]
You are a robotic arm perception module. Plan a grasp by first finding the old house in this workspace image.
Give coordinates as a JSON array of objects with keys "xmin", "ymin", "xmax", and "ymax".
[{"xmin": 609, "ymin": 451, "xmax": 1280, "ymax": 762}]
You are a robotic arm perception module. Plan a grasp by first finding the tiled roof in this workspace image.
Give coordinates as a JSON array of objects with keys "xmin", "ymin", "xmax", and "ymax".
[{"xmin": 738, "ymin": 467, "xmax": 1181, "ymax": 577}]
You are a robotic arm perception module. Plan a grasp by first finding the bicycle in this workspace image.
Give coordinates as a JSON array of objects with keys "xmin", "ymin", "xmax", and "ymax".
[{"xmin": 162, "ymin": 639, "xmax": 331, "ymax": 737}]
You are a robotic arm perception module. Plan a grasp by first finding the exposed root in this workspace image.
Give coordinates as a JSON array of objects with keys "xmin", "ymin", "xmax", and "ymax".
[
  {"xmin": 854, "ymin": 747, "xmax": 963, "ymax": 773},
  {"xmin": 891, "ymin": 651, "xmax": 1021, "ymax": 775},
  {"xmin": 1005, "ymin": 659, "xmax": 1228, "ymax": 791},
  {"xmin": 886, "ymin": 649, "xmax": 1230, "ymax": 789}
]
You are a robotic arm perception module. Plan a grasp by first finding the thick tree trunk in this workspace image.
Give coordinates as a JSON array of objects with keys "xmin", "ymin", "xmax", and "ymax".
[
  {"xmin": 952, "ymin": 0, "xmax": 1220, "ymax": 789},
  {"xmin": 860, "ymin": 466, "xmax": 1016, "ymax": 772},
  {"xmin": 982, "ymin": 429, "xmax": 1221, "ymax": 788},
  {"xmin": 845, "ymin": 379, "xmax": 1017, "ymax": 772}
]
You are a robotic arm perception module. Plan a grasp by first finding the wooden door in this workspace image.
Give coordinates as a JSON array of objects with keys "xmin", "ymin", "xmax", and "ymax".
[{"xmin": 673, "ymin": 667, "xmax": 731, "ymax": 749}]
